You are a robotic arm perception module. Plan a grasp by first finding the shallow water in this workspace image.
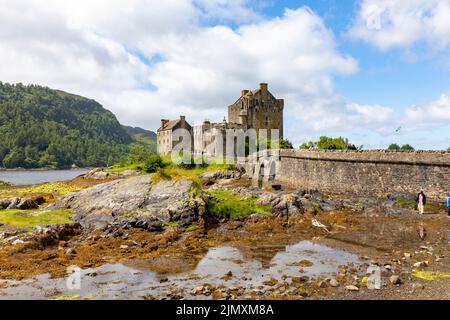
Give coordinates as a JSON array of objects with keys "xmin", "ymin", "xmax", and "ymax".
[
  {"xmin": 0, "ymin": 169, "xmax": 88, "ymax": 185},
  {"xmin": 0, "ymin": 241, "xmax": 361, "ymax": 300}
]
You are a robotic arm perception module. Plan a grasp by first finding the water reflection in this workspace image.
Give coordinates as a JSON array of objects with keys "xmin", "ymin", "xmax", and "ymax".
[{"xmin": 0, "ymin": 241, "xmax": 360, "ymax": 300}]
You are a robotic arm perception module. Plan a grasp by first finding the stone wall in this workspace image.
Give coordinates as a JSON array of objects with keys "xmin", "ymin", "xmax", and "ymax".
[{"xmin": 252, "ymin": 150, "xmax": 450, "ymax": 201}]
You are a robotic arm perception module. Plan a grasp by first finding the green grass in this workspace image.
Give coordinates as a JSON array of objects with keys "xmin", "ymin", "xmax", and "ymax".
[
  {"xmin": 151, "ymin": 162, "xmax": 239, "ymax": 184},
  {"xmin": 186, "ymin": 223, "xmax": 200, "ymax": 232},
  {"xmin": 112, "ymin": 154, "xmax": 239, "ymax": 183},
  {"xmin": 163, "ymin": 221, "xmax": 180, "ymax": 229},
  {"xmin": 396, "ymin": 198, "xmax": 416, "ymax": 208},
  {"xmin": 0, "ymin": 182, "xmax": 82, "ymax": 198},
  {"xmin": 206, "ymin": 190, "xmax": 272, "ymax": 220},
  {"xmin": 107, "ymin": 163, "xmax": 146, "ymax": 174},
  {"xmin": 396, "ymin": 198, "xmax": 432, "ymax": 209},
  {"xmin": 0, "ymin": 208, "xmax": 75, "ymax": 228}
]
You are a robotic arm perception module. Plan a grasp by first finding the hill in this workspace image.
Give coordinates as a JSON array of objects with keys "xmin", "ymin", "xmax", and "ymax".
[
  {"xmin": 0, "ymin": 82, "xmax": 155, "ymax": 168},
  {"xmin": 122, "ymin": 125, "xmax": 157, "ymax": 153}
]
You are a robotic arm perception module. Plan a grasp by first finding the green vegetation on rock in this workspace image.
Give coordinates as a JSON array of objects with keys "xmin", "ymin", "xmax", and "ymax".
[
  {"xmin": 0, "ymin": 208, "xmax": 75, "ymax": 228},
  {"xmin": 206, "ymin": 190, "xmax": 272, "ymax": 220},
  {"xmin": 0, "ymin": 182, "xmax": 82, "ymax": 198}
]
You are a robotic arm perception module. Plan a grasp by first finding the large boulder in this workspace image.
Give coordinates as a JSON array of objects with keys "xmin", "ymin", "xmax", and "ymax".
[
  {"xmin": 256, "ymin": 192, "xmax": 304, "ymax": 216},
  {"xmin": 200, "ymin": 169, "xmax": 243, "ymax": 181},
  {"xmin": 49, "ymin": 175, "xmax": 202, "ymax": 229},
  {"xmin": 78, "ymin": 168, "xmax": 121, "ymax": 180}
]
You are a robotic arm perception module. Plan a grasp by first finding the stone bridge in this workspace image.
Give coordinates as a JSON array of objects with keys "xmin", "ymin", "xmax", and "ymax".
[{"xmin": 246, "ymin": 149, "xmax": 450, "ymax": 201}]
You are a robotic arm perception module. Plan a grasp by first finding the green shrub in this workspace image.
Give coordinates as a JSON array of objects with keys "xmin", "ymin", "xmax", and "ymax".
[
  {"xmin": 388, "ymin": 143, "xmax": 400, "ymax": 151},
  {"xmin": 143, "ymin": 154, "xmax": 164, "ymax": 173},
  {"xmin": 400, "ymin": 144, "xmax": 415, "ymax": 151}
]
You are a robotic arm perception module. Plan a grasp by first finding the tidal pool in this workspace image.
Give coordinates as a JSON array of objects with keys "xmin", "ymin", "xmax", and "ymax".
[{"xmin": 0, "ymin": 241, "xmax": 361, "ymax": 300}]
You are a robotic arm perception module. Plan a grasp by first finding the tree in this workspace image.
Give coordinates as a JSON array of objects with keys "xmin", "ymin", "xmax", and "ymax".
[
  {"xmin": 126, "ymin": 144, "xmax": 152, "ymax": 164},
  {"xmin": 299, "ymin": 136, "xmax": 352, "ymax": 150},
  {"xmin": 0, "ymin": 82, "xmax": 153, "ymax": 168},
  {"xmin": 388, "ymin": 143, "xmax": 400, "ymax": 151},
  {"xmin": 279, "ymin": 138, "xmax": 294, "ymax": 149},
  {"xmin": 300, "ymin": 141, "xmax": 315, "ymax": 149},
  {"xmin": 400, "ymin": 144, "xmax": 415, "ymax": 151}
]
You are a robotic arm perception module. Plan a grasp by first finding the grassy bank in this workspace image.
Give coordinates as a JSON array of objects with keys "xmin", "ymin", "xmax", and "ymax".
[
  {"xmin": 0, "ymin": 182, "xmax": 82, "ymax": 199},
  {"xmin": 0, "ymin": 208, "xmax": 75, "ymax": 228},
  {"xmin": 206, "ymin": 190, "xmax": 272, "ymax": 220}
]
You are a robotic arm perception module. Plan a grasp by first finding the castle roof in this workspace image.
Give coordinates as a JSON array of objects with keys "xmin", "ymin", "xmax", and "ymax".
[{"xmin": 158, "ymin": 117, "xmax": 192, "ymax": 132}]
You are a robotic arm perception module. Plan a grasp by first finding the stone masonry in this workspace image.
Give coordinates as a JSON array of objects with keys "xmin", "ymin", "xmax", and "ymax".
[{"xmin": 251, "ymin": 149, "xmax": 450, "ymax": 201}]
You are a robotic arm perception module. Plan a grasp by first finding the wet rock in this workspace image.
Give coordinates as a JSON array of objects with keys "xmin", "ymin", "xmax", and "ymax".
[
  {"xmin": 389, "ymin": 275, "xmax": 402, "ymax": 285},
  {"xmin": 258, "ymin": 193, "xmax": 303, "ymax": 216},
  {"xmin": 318, "ymin": 280, "xmax": 328, "ymax": 288},
  {"xmin": 0, "ymin": 199, "xmax": 12, "ymax": 209},
  {"xmin": 65, "ymin": 248, "xmax": 77, "ymax": 255},
  {"xmin": 6, "ymin": 197, "xmax": 20, "ymax": 209},
  {"xmin": 28, "ymin": 223, "xmax": 83, "ymax": 249},
  {"xmin": 17, "ymin": 198, "xmax": 39, "ymax": 210}
]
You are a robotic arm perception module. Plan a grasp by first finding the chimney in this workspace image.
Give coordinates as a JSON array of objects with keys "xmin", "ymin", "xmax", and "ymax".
[
  {"xmin": 241, "ymin": 90, "xmax": 249, "ymax": 96},
  {"xmin": 161, "ymin": 119, "xmax": 169, "ymax": 129},
  {"xmin": 180, "ymin": 115, "xmax": 186, "ymax": 122},
  {"xmin": 260, "ymin": 83, "xmax": 268, "ymax": 101}
]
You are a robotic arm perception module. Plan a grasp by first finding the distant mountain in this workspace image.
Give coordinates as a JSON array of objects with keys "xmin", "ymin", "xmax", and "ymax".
[
  {"xmin": 0, "ymin": 82, "xmax": 155, "ymax": 168},
  {"xmin": 122, "ymin": 125, "xmax": 157, "ymax": 153}
]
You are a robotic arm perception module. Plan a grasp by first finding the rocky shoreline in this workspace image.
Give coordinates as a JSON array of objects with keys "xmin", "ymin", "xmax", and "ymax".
[{"xmin": 0, "ymin": 168, "xmax": 449, "ymax": 300}]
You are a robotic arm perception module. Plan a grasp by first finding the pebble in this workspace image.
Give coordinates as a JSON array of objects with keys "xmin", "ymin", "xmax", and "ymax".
[
  {"xmin": 345, "ymin": 285, "xmax": 359, "ymax": 291},
  {"xmin": 413, "ymin": 261, "xmax": 429, "ymax": 268},
  {"xmin": 212, "ymin": 290, "xmax": 224, "ymax": 300},
  {"xmin": 329, "ymin": 279, "xmax": 340, "ymax": 287}
]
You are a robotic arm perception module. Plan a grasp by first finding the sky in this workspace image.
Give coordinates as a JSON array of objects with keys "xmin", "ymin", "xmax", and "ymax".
[{"xmin": 1, "ymin": 0, "xmax": 450, "ymax": 150}]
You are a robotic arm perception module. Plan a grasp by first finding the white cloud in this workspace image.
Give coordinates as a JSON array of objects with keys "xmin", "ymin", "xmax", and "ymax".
[
  {"xmin": 0, "ymin": 0, "xmax": 448, "ymax": 149},
  {"xmin": 348, "ymin": 0, "xmax": 450, "ymax": 51},
  {"xmin": 0, "ymin": 1, "xmax": 362, "ymax": 134},
  {"xmin": 404, "ymin": 93, "xmax": 450, "ymax": 130}
]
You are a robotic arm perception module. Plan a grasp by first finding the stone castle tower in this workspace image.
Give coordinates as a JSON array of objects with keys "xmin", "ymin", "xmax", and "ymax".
[{"xmin": 228, "ymin": 83, "xmax": 284, "ymax": 137}]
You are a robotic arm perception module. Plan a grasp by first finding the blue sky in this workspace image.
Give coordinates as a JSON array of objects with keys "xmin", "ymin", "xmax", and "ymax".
[
  {"xmin": 1, "ymin": 0, "xmax": 449, "ymax": 150},
  {"xmin": 246, "ymin": 0, "xmax": 450, "ymax": 149}
]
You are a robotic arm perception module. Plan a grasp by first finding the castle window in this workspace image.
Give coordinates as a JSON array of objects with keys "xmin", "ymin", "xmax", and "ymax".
[{"xmin": 265, "ymin": 116, "xmax": 269, "ymax": 126}]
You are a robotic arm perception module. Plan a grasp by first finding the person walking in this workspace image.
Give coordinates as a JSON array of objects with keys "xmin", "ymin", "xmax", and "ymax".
[
  {"xmin": 417, "ymin": 191, "xmax": 427, "ymax": 215},
  {"xmin": 446, "ymin": 193, "xmax": 450, "ymax": 217}
]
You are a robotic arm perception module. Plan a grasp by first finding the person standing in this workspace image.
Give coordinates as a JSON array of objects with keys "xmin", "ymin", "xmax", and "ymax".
[
  {"xmin": 446, "ymin": 194, "xmax": 450, "ymax": 217},
  {"xmin": 416, "ymin": 191, "xmax": 427, "ymax": 214},
  {"xmin": 417, "ymin": 191, "xmax": 427, "ymax": 215}
]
